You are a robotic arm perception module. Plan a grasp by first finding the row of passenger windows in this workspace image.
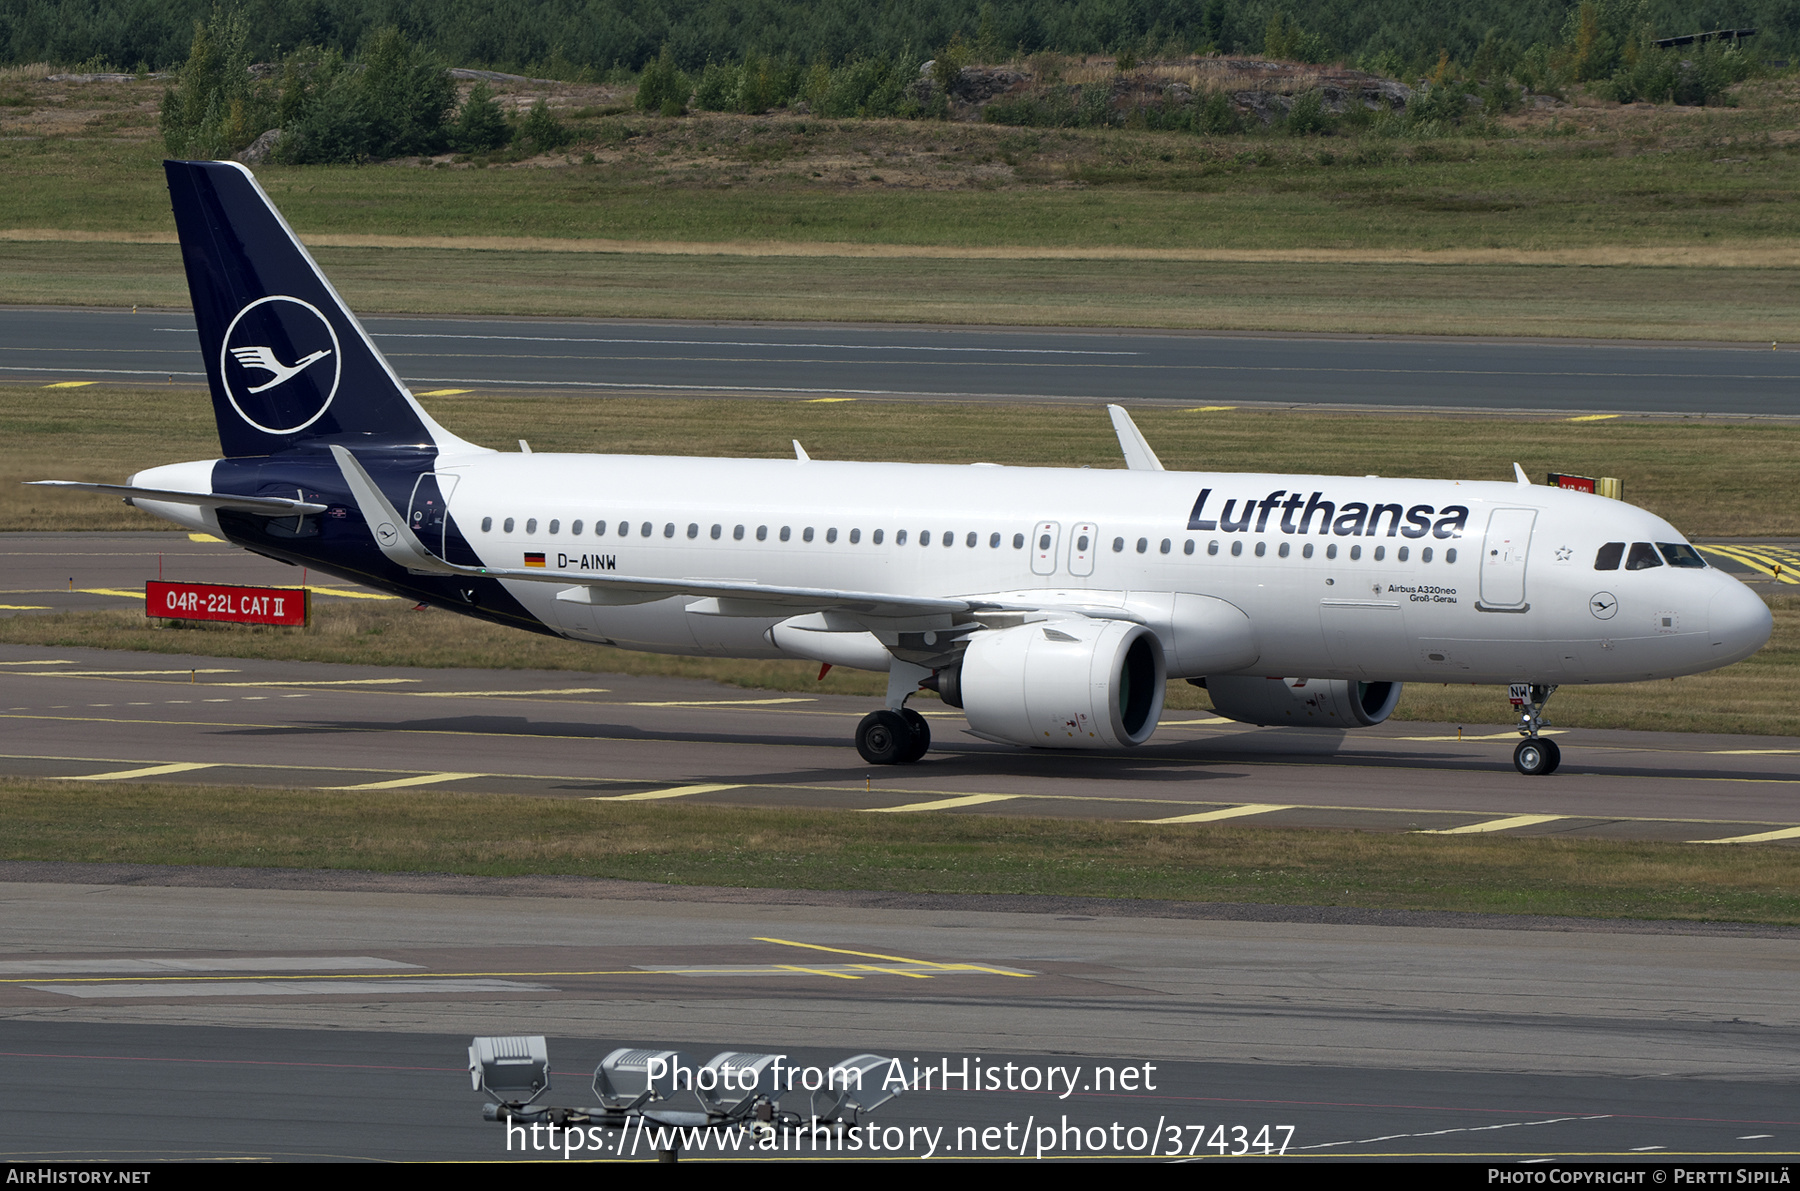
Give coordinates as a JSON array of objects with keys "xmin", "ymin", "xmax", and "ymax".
[
  {"xmin": 1594, "ymin": 541, "xmax": 1707, "ymax": 571},
  {"xmin": 1123, "ymin": 536, "xmax": 1456, "ymax": 564},
  {"xmin": 475, "ymin": 516, "xmax": 1458, "ymax": 564},
  {"xmin": 479, "ymin": 516, "xmax": 1030, "ymax": 549}
]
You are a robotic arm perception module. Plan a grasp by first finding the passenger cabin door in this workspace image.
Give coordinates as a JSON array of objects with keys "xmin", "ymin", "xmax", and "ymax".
[
  {"xmin": 1031, "ymin": 521, "xmax": 1061, "ymax": 576},
  {"xmin": 1479, "ymin": 508, "xmax": 1537, "ymax": 611},
  {"xmin": 407, "ymin": 472, "xmax": 460, "ymax": 558}
]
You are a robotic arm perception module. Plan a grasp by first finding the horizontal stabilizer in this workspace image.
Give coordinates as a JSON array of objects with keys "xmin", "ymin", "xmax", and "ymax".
[{"xmin": 26, "ymin": 480, "xmax": 327, "ymax": 515}]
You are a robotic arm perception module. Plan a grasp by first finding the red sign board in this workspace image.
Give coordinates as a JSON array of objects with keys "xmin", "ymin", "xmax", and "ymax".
[
  {"xmin": 146, "ymin": 580, "xmax": 309, "ymax": 627},
  {"xmin": 1547, "ymin": 472, "xmax": 1597, "ymax": 493}
]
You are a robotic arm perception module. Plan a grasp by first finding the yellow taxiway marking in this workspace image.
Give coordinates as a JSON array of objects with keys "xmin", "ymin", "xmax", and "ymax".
[
  {"xmin": 777, "ymin": 964, "xmax": 861, "ymax": 979},
  {"xmin": 415, "ymin": 388, "xmax": 472, "ymax": 396},
  {"xmin": 1398, "ymin": 731, "xmax": 1563, "ymax": 742},
  {"xmin": 594, "ymin": 782, "xmax": 743, "ymax": 802},
  {"xmin": 202, "ymin": 678, "xmax": 417, "ymax": 687},
  {"xmin": 1136, "ymin": 803, "xmax": 1293, "ymax": 825},
  {"xmin": 43, "ymin": 381, "xmax": 97, "ymax": 388},
  {"xmin": 802, "ymin": 397, "xmax": 856, "ymax": 403},
  {"xmin": 622, "ymin": 698, "xmax": 813, "ymax": 706},
  {"xmin": 14, "ymin": 668, "xmax": 238, "ymax": 677},
  {"xmin": 867, "ymin": 793, "xmax": 1018, "ymax": 813},
  {"xmin": 1690, "ymin": 825, "xmax": 1800, "ymax": 845},
  {"xmin": 0, "ymin": 605, "xmax": 49, "ymax": 610},
  {"xmin": 328, "ymin": 772, "xmax": 483, "ymax": 790},
  {"xmin": 1159, "ymin": 716, "xmax": 1231, "ymax": 726},
  {"xmin": 1417, "ymin": 814, "xmax": 1566, "ymax": 835},
  {"xmin": 1711, "ymin": 749, "xmax": 1800, "ymax": 755},
  {"xmin": 1567, "ymin": 413, "xmax": 1621, "ymax": 422},
  {"xmin": 852, "ymin": 964, "xmax": 934, "ymax": 979},
  {"xmin": 61, "ymin": 761, "xmax": 216, "ymax": 781},
  {"xmin": 404, "ymin": 687, "xmax": 610, "ymax": 698},
  {"xmin": 1184, "ymin": 405, "xmax": 1237, "ymax": 412},
  {"xmin": 1697, "ymin": 544, "xmax": 1800, "ymax": 585},
  {"xmin": 187, "ymin": 533, "xmax": 223, "ymax": 543},
  {"xmin": 75, "ymin": 588, "xmax": 146, "ymax": 599},
  {"xmin": 756, "ymin": 936, "xmax": 1034, "ymax": 977}
]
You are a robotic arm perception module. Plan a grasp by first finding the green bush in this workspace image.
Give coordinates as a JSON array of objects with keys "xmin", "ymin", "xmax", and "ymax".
[
  {"xmin": 160, "ymin": 4, "xmax": 269, "ymax": 158},
  {"xmin": 452, "ymin": 82, "xmax": 510, "ymax": 152},
  {"xmin": 635, "ymin": 44, "xmax": 690, "ymax": 115},
  {"xmin": 517, "ymin": 97, "xmax": 572, "ymax": 152}
]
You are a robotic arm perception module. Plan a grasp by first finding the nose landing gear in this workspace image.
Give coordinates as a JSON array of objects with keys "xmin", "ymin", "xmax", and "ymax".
[{"xmin": 1510, "ymin": 683, "xmax": 1561, "ymax": 776}]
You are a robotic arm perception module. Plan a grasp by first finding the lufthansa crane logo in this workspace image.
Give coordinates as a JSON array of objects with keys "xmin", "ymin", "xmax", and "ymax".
[{"xmin": 220, "ymin": 296, "xmax": 342, "ymax": 435}]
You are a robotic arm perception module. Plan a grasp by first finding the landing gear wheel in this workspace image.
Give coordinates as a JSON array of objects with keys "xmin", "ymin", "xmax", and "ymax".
[
  {"xmin": 1514, "ymin": 738, "xmax": 1558, "ymax": 776},
  {"xmin": 856, "ymin": 709, "xmax": 912, "ymax": 765},
  {"xmin": 898, "ymin": 708, "xmax": 931, "ymax": 762}
]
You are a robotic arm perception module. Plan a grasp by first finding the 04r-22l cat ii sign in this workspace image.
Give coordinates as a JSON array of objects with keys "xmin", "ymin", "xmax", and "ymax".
[{"xmin": 30, "ymin": 160, "xmax": 1773, "ymax": 777}]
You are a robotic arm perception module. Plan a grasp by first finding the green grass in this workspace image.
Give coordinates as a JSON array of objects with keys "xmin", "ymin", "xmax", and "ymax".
[
  {"xmin": 7, "ymin": 79, "xmax": 1800, "ymax": 338},
  {"xmin": 6, "ymin": 387, "xmax": 1796, "ymax": 536},
  {"xmin": 10, "ymin": 107, "xmax": 1800, "ymax": 253},
  {"xmin": 6, "ymin": 777, "xmax": 1800, "ymax": 922},
  {"xmin": 5, "ymin": 241, "xmax": 1799, "ymax": 340}
]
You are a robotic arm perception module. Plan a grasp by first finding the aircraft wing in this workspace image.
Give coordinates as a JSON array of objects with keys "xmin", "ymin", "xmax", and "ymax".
[{"xmin": 26, "ymin": 480, "xmax": 328, "ymax": 516}]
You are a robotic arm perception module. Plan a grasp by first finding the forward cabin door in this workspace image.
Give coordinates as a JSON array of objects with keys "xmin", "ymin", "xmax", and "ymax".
[{"xmin": 1479, "ymin": 508, "xmax": 1537, "ymax": 611}]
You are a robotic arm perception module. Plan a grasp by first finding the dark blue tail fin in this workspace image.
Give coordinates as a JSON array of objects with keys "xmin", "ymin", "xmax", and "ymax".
[{"xmin": 165, "ymin": 159, "xmax": 467, "ymax": 458}]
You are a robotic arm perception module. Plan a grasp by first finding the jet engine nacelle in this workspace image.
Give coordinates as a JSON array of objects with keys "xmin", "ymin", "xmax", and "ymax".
[
  {"xmin": 941, "ymin": 619, "xmax": 1166, "ymax": 749},
  {"xmin": 1205, "ymin": 676, "xmax": 1403, "ymax": 728}
]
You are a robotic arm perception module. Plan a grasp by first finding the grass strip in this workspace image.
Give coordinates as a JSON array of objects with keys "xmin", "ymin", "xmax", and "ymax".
[
  {"xmin": 6, "ymin": 388, "xmax": 1798, "ymax": 536},
  {"xmin": 5, "ymin": 778, "xmax": 1798, "ymax": 924},
  {"xmin": 5, "ymin": 241, "xmax": 1798, "ymax": 340}
]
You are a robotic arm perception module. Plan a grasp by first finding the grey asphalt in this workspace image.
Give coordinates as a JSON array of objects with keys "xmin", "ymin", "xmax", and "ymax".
[
  {"xmin": 2, "ymin": 533, "xmax": 1795, "ymax": 834},
  {"xmin": 2, "ymin": 873, "xmax": 1798, "ymax": 1161},
  {"xmin": 3, "ymin": 539, "xmax": 1798, "ymax": 1162},
  {"xmin": 5, "ymin": 306, "xmax": 1799, "ymax": 416}
]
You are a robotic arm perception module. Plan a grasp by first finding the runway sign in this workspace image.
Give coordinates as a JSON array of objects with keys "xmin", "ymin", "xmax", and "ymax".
[{"xmin": 146, "ymin": 580, "xmax": 309, "ymax": 627}]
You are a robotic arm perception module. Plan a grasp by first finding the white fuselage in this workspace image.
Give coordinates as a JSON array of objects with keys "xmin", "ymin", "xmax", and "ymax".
[{"xmin": 400, "ymin": 451, "xmax": 1772, "ymax": 686}]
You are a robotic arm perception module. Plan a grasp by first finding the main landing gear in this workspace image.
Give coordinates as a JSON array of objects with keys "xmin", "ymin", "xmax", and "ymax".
[
  {"xmin": 855, "ymin": 660, "xmax": 933, "ymax": 765},
  {"xmin": 1510, "ymin": 683, "xmax": 1561, "ymax": 776},
  {"xmin": 855, "ymin": 707, "xmax": 930, "ymax": 765}
]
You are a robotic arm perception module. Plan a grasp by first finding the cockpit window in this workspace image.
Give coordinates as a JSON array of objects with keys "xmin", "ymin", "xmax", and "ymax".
[
  {"xmin": 1625, "ymin": 542, "xmax": 1663, "ymax": 571},
  {"xmin": 1657, "ymin": 542, "xmax": 1707, "ymax": 569},
  {"xmin": 1594, "ymin": 542, "xmax": 1624, "ymax": 571}
]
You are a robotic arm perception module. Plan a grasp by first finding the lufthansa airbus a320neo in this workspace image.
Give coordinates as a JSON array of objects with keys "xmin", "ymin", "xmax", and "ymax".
[{"xmin": 33, "ymin": 161, "xmax": 1773, "ymax": 775}]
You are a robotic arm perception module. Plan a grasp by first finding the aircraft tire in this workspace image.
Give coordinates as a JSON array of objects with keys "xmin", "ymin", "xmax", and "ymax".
[
  {"xmin": 856, "ymin": 709, "xmax": 913, "ymax": 765},
  {"xmin": 1513, "ymin": 738, "xmax": 1556, "ymax": 776},
  {"xmin": 898, "ymin": 708, "xmax": 931, "ymax": 762}
]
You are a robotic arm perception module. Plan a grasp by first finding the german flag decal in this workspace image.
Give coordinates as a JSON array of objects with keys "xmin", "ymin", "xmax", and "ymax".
[{"xmin": 524, "ymin": 552, "xmax": 546, "ymax": 568}]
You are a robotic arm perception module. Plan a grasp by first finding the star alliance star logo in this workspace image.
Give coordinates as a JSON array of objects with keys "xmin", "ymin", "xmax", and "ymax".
[{"xmin": 1555, "ymin": 545, "xmax": 1573, "ymax": 562}]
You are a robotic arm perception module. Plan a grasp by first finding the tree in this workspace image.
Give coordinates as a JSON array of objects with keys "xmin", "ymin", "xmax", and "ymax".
[{"xmin": 452, "ymin": 82, "xmax": 510, "ymax": 152}]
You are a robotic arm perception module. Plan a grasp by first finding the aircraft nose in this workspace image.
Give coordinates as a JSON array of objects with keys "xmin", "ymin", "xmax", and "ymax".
[{"xmin": 1708, "ymin": 579, "xmax": 1773, "ymax": 666}]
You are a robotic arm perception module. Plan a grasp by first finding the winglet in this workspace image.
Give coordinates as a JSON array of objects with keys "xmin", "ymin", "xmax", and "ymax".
[
  {"xmin": 1107, "ymin": 405, "xmax": 1164, "ymax": 472},
  {"xmin": 328, "ymin": 445, "xmax": 458, "ymax": 574},
  {"xmin": 793, "ymin": 439, "xmax": 810, "ymax": 462},
  {"xmin": 1513, "ymin": 463, "xmax": 1531, "ymax": 486}
]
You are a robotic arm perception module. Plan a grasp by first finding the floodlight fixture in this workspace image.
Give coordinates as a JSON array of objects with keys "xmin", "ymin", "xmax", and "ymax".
[
  {"xmin": 592, "ymin": 1047, "xmax": 698, "ymax": 1111},
  {"xmin": 694, "ymin": 1051, "xmax": 788, "ymax": 1116},
  {"xmin": 468, "ymin": 1035, "xmax": 550, "ymax": 1106},
  {"xmin": 808, "ymin": 1054, "xmax": 904, "ymax": 1122}
]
